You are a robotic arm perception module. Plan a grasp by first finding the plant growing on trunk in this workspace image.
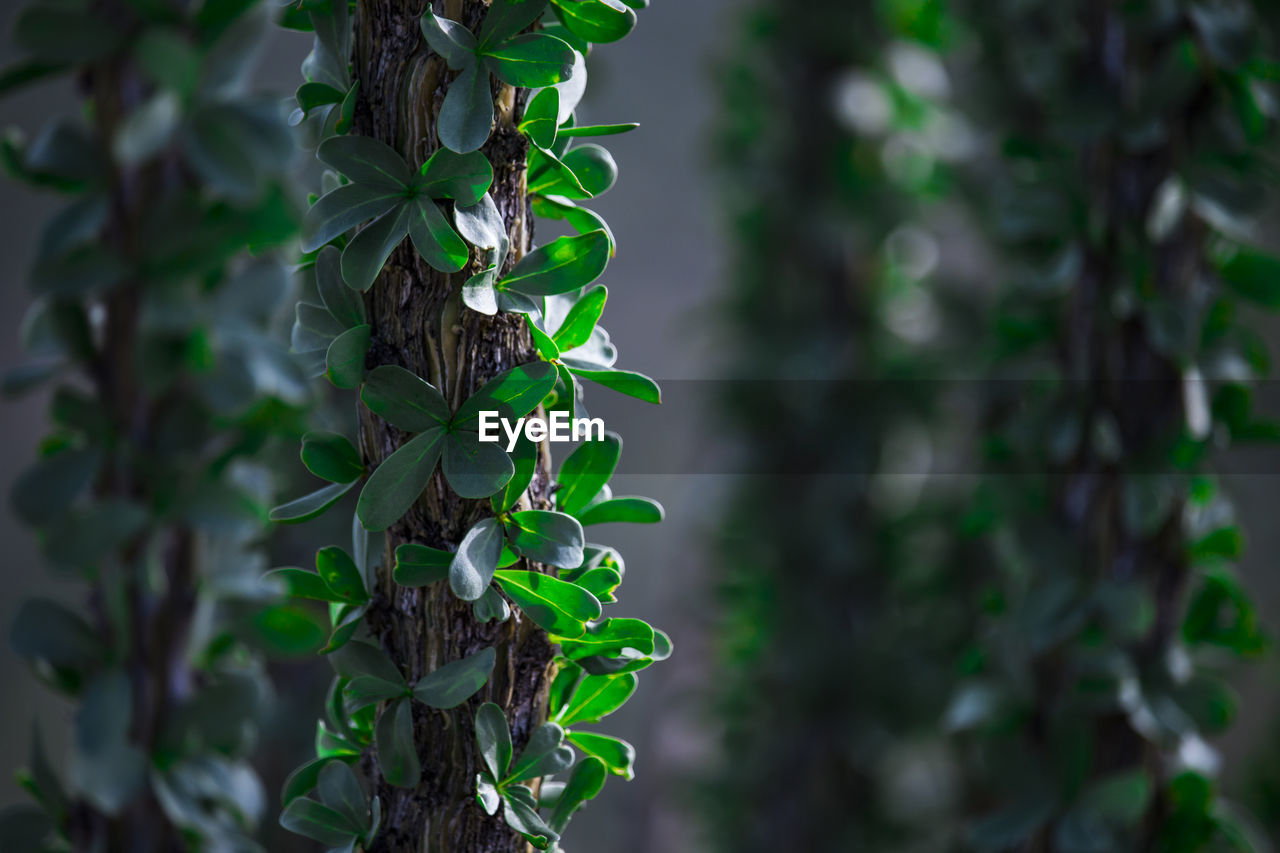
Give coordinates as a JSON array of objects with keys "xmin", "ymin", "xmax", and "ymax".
[
  {"xmin": 950, "ymin": 0, "xmax": 1279, "ymax": 848},
  {"xmin": 271, "ymin": 1, "xmax": 666, "ymax": 849},
  {"xmin": 0, "ymin": 0, "xmax": 307, "ymax": 850}
]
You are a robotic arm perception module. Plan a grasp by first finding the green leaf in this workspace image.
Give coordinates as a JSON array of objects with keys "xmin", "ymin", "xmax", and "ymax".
[
  {"xmin": 483, "ymin": 34, "xmax": 576, "ymax": 88},
  {"xmin": 526, "ymin": 315, "xmax": 561, "ymax": 360},
  {"xmin": 559, "ymin": 122, "xmax": 639, "ymax": 137},
  {"xmin": 551, "ymin": 285, "xmax": 608, "ymax": 351},
  {"xmin": 475, "ymin": 702, "xmax": 513, "ymax": 780},
  {"xmin": 532, "ymin": 195, "xmax": 615, "ymax": 252},
  {"xmin": 264, "ymin": 567, "xmax": 347, "ymax": 602},
  {"xmin": 560, "ymin": 144, "xmax": 617, "ymax": 196},
  {"xmin": 507, "ymin": 722, "xmax": 574, "ymax": 782},
  {"xmin": 270, "ymin": 481, "xmax": 355, "ymax": 524},
  {"xmin": 454, "ymin": 361, "xmax": 559, "ymax": 426},
  {"xmin": 420, "ymin": 8, "xmax": 479, "ymax": 68},
  {"xmin": 493, "ymin": 569, "xmax": 601, "ymax": 636},
  {"xmin": 342, "ymin": 204, "xmax": 411, "ymax": 291},
  {"xmin": 0, "ymin": 59, "xmax": 69, "ymax": 98},
  {"xmin": 296, "ymin": 81, "xmax": 346, "ymax": 115},
  {"xmin": 568, "ymin": 367, "xmax": 660, "ymax": 403},
  {"xmin": 356, "ymin": 427, "xmax": 447, "ymax": 531},
  {"xmin": 498, "ymin": 231, "xmax": 610, "ymax": 297},
  {"xmin": 302, "ymin": 431, "xmax": 364, "ymax": 484},
  {"xmin": 443, "ymin": 431, "xmax": 515, "ymax": 498},
  {"xmin": 464, "ymin": 261, "xmax": 501, "ymax": 316},
  {"xmin": 528, "ymin": 146, "xmax": 591, "ymax": 198},
  {"xmin": 565, "ymin": 731, "xmax": 634, "ymax": 779},
  {"xmin": 505, "ymin": 510, "xmax": 585, "ymax": 567},
  {"xmin": 559, "ymin": 617, "xmax": 654, "ymax": 661},
  {"xmin": 576, "ymin": 496, "xmax": 663, "ymax": 526},
  {"xmin": 315, "ymin": 245, "xmax": 367, "ymax": 324},
  {"xmin": 549, "ymin": 756, "xmax": 607, "ymax": 833},
  {"xmin": 316, "ymin": 546, "xmax": 369, "ymax": 604},
  {"xmin": 502, "ymin": 786, "xmax": 559, "ymax": 849},
  {"xmin": 326, "ymin": 324, "xmax": 372, "ymax": 389},
  {"xmin": 331, "ymin": 639, "xmax": 405, "ymax": 686},
  {"xmin": 1082, "ymin": 770, "xmax": 1152, "ymax": 825},
  {"xmin": 10, "ymin": 598, "xmax": 100, "ymax": 673},
  {"xmin": 492, "ymin": 434, "xmax": 537, "ymax": 513},
  {"xmin": 575, "ymin": 566, "xmax": 622, "ymax": 603},
  {"xmin": 1219, "ymin": 247, "xmax": 1280, "ymax": 308},
  {"xmin": 316, "ymin": 761, "xmax": 370, "ymax": 837},
  {"xmin": 553, "ymin": 671, "xmax": 636, "ymax": 726},
  {"xmin": 361, "ymin": 365, "xmax": 451, "ymax": 432},
  {"xmin": 450, "ymin": 517, "xmax": 506, "ymax": 601},
  {"xmin": 556, "ymin": 432, "xmax": 621, "ymax": 515},
  {"xmin": 407, "ymin": 198, "xmax": 469, "ymax": 273},
  {"xmin": 438, "ymin": 62, "xmax": 494, "ymax": 154},
  {"xmin": 393, "ymin": 543, "xmax": 453, "ymax": 587},
  {"xmin": 303, "ymin": 184, "xmax": 404, "ymax": 253},
  {"xmin": 477, "ymin": 773, "xmax": 501, "ymax": 815},
  {"xmin": 550, "ymin": 0, "xmax": 637, "ymax": 44},
  {"xmin": 479, "ymin": 0, "xmax": 550, "ymax": 47},
  {"xmin": 376, "ymin": 699, "xmax": 420, "ymax": 788},
  {"xmin": 11, "ymin": 447, "xmax": 98, "ymax": 525},
  {"xmin": 418, "ymin": 147, "xmax": 493, "ymax": 205},
  {"xmin": 412, "ymin": 647, "xmax": 496, "ymax": 708},
  {"xmin": 519, "ymin": 87, "xmax": 560, "ymax": 150},
  {"xmin": 71, "ymin": 670, "xmax": 146, "ymax": 814},
  {"xmin": 346, "ymin": 674, "xmax": 408, "ymax": 711},
  {"xmin": 280, "ymin": 796, "xmax": 362, "ymax": 847},
  {"xmin": 321, "ymin": 605, "xmax": 366, "ymax": 654},
  {"xmin": 318, "ymin": 135, "xmax": 413, "ymax": 190}
]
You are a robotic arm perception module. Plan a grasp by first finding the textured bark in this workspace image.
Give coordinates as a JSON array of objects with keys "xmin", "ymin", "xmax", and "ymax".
[{"xmin": 350, "ymin": 2, "xmax": 554, "ymax": 850}]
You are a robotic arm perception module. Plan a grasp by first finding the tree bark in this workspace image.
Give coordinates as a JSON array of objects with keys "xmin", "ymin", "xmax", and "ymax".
[{"xmin": 349, "ymin": 2, "xmax": 554, "ymax": 850}]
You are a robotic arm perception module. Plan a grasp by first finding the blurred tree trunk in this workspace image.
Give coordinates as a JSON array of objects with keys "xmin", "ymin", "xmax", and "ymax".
[{"xmin": 349, "ymin": 2, "xmax": 553, "ymax": 850}]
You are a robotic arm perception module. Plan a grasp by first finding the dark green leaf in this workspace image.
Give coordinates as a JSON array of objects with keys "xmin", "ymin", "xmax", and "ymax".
[
  {"xmin": 302, "ymin": 431, "xmax": 364, "ymax": 484},
  {"xmin": 11, "ymin": 447, "xmax": 99, "ymax": 525},
  {"xmin": 502, "ymin": 786, "xmax": 558, "ymax": 849},
  {"xmin": 552, "ymin": 285, "xmax": 607, "ymax": 351},
  {"xmin": 559, "ymin": 617, "xmax": 654, "ymax": 660},
  {"xmin": 326, "ymin": 324, "xmax": 372, "ymax": 389},
  {"xmin": 508, "ymin": 722, "xmax": 574, "ymax": 782},
  {"xmin": 420, "ymin": 8, "xmax": 479, "ymax": 68},
  {"xmin": 492, "ymin": 434, "xmax": 537, "ymax": 513},
  {"xmin": 418, "ymin": 147, "xmax": 493, "ymax": 205},
  {"xmin": 361, "ymin": 365, "xmax": 451, "ymax": 432},
  {"xmin": 1219, "ymin": 247, "xmax": 1280, "ymax": 308},
  {"xmin": 316, "ymin": 761, "xmax": 370, "ymax": 836},
  {"xmin": 376, "ymin": 699, "xmax": 420, "ymax": 788},
  {"xmin": 393, "ymin": 543, "xmax": 453, "ymax": 587},
  {"xmin": 483, "ymin": 33, "xmax": 576, "ymax": 88},
  {"xmin": 505, "ymin": 510, "xmax": 585, "ymax": 567},
  {"xmin": 532, "ymin": 195, "xmax": 615, "ymax": 252},
  {"xmin": 280, "ymin": 796, "xmax": 362, "ymax": 847},
  {"xmin": 519, "ymin": 87, "xmax": 560, "ymax": 150},
  {"xmin": 356, "ymin": 428, "xmax": 447, "ymax": 531},
  {"xmin": 498, "ymin": 231, "xmax": 610, "ymax": 297},
  {"xmin": 10, "ymin": 598, "xmax": 100, "ymax": 672},
  {"xmin": 316, "ymin": 245, "xmax": 367, "ymax": 324},
  {"xmin": 412, "ymin": 647, "xmax": 495, "ymax": 708},
  {"xmin": 342, "ymin": 205, "xmax": 410, "ymax": 291},
  {"xmin": 303, "ymin": 184, "xmax": 404, "ymax": 253},
  {"xmin": 438, "ymin": 63, "xmax": 494, "ymax": 154},
  {"xmin": 443, "ymin": 431, "xmax": 515, "ymax": 498},
  {"xmin": 270, "ymin": 480, "xmax": 355, "ymax": 524},
  {"xmin": 316, "ymin": 545, "xmax": 369, "ymax": 604},
  {"xmin": 318, "ymin": 135, "xmax": 413, "ymax": 190},
  {"xmin": 475, "ymin": 702, "xmax": 513, "ymax": 780},
  {"xmin": 450, "ymin": 517, "xmax": 506, "ymax": 601},
  {"xmin": 264, "ymin": 567, "xmax": 347, "ymax": 602},
  {"xmin": 559, "ymin": 144, "xmax": 617, "ymax": 197},
  {"xmin": 407, "ymin": 198, "xmax": 469, "ymax": 273},
  {"xmin": 479, "ymin": 0, "xmax": 550, "ymax": 47},
  {"xmin": 454, "ymin": 361, "xmax": 559, "ymax": 426}
]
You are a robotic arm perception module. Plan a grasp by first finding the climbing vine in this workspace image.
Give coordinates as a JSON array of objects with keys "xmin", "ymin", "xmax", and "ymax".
[
  {"xmin": 271, "ymin": 0, "xmax": 666, "ymax": 849},
  {"xmin": 0, "ymin": 0, "xmax": 307, "ymax": 849},
  {"xmin": 949, "ymin": 0, "xmax": 1280, "ymax": 848}
]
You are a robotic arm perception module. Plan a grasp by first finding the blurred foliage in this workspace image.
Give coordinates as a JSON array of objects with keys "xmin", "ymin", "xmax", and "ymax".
[
  {"xmin": 948, "ymin": 0, "xmax": 1280, "ymax": 849},
  {"xmin": 709, "ymin": 0, "xmax": 985, "ymax": 849},
  {"xmin": 0, "ymin": 0, "xmax": 314, "ymax": 849}
]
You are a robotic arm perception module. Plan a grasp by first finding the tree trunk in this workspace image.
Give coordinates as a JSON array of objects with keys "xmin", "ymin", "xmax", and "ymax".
[{"xmin": 349, "ymin": 2, "xmax": 554, "ymax": 850}]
